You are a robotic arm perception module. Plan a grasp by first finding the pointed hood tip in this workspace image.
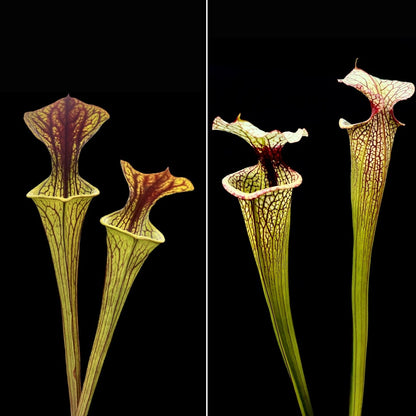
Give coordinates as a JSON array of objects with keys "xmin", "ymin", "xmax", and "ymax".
[{"xmin": 354, "ymin": 57, "xmax": 360, "ymax": 69}]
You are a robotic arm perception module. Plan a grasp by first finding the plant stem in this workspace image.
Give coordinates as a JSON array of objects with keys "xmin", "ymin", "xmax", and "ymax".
[
  {"xmin": 76, "ymin": 229, "xmax": 159, "ymax": 416},
  {"xmin": 267, "ymin": 217, "xmax": 313, "ymax": 416},
  {"xmin": 60, "ymin": 281, "xmax": 82, "ymax": 416},
  {"xmin": 349, "ymin": 229, "xmax": 372, "ymax": 416},
  {"xmin": 29, "ymin": 195, "xmax": 93, "ymax": 415},
  {"xmin": 239, "ymin": 194, "xmax": 313, "ymax": 416},
  {"xmin": 348, "ymin": 130, "xmax": 387, "ymax": 416}
]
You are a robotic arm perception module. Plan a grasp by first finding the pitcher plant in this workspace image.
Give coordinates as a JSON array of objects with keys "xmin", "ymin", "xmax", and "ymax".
[
  {"xmin": 25, "ymin": 95, "xmax": 109, "ymax": 416},
  {"xmin": 338, "ymin": 65, "xmax": 414, "ymax": 416},
  {"xmin": 212, "ymin": 115, "xmax": 313, "ymax": 416}
]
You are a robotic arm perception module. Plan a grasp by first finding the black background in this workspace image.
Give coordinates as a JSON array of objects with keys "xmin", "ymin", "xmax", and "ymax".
[
  {"xmin": 3, "ymin": 2, "xmax": 416, "ymax": 416},
  {"xmin": 1, "ymin": 3, "xmax": 205, "ymax": 416},
  {"xmin": 5, "ymin": 91, "xmax": 205, "ymax": 416},
  {"xmin": 209, "ymin": 3, "xmax": 416, "ymax": 416}
]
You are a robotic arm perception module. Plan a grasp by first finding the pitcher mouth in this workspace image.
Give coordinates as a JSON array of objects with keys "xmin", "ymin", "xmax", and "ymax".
[
  {"xmin": 26, "ymin": 184, "xmax": 100, "ymax": 201},
  {"xmin": 222, "ymin": 164, "xmax": 302, "ymax": 200},
  {"xmin": 100, "ymin": 213, "xmax": 166, "ymax": 244},
  {"xmin": 212, "ymin": 115, "xmax": 307, "ymax": 201}
]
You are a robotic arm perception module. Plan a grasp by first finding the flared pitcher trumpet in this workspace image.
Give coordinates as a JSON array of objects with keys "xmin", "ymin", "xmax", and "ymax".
[
  {"xmin": 213, "ymin": 114, "xmax": 313, "ymax": 416},
  {"xmin": 338, "ymin": 65, "xmax": 414, "ymax": 416},
  {"xmin": 76, "ymin": 160, "xmax": 194, "ymax": 416},
  {"xmin": 25, "ymin": 95, "xmax": 109, "ymax": 416}
]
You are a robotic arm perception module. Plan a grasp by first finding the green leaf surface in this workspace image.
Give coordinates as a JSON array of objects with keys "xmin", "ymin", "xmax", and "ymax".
[
  {"xmin": 213, "ymin": 115, "xmax": 313, "ymax": 416},
  {"xmin": 339, "ymin": 66, "xmax": 414, "ymax": 416},
  {"xmin": 76, "ymin": 161, "xmax": 194, "ymax": 416},
  {"xmin": 25, "ymin": 96, "xmax": 109, "ymax": 416}
]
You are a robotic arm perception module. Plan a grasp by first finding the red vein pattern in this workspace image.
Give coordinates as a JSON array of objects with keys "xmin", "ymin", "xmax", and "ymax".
[
  {"xmin": 32, "ymin": 195, "xmax": 92, "ymax": 413},
  {"xmin": 24, "ymin": 95, "xmax": 109, "ymax": 198},
  {"xmin": 25, "ymin": 96, "xmax": 109, "ymax": 416},
  {"xmin": 338, "ymin": 67, "xmax": 414, "ymax": 416},
  {"xmin": 102, "ymin": 160, "xmax": 194, "ymax": 238},
  {"xmin": 76, "ymin": 161, "xmax": 194, "ymax": 416},
  {"xmin": 212, "ymin": 115, "xmax": 313, "ymax": 416}
]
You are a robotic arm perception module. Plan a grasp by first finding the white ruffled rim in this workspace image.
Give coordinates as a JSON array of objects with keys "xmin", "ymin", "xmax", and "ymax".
[
  {"xmin": 338, "ymin": 66, "xmax": 415, "ymax": 129},
  {"xmin": 222, "ymin": 166, "xmax": 302, "ymax": 200}
]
